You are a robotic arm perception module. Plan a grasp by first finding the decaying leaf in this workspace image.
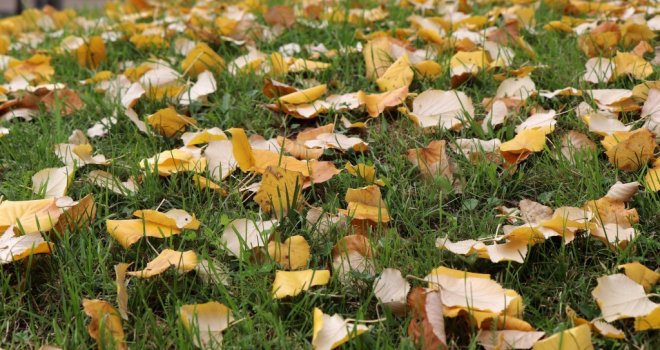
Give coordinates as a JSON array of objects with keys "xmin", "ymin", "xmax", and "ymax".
[{"xmin": 407, "ymin": 288, "xmax": 447, "ymax": 349}]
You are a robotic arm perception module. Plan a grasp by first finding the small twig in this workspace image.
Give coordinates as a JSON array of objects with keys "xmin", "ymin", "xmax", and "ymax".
[
  {"xmin": 345, "ymin": 317, "xmax": 387, "ymax": 324},
  {"xmin": 306, "ymin": 291, "xmax": 344, "ymax": 298}
]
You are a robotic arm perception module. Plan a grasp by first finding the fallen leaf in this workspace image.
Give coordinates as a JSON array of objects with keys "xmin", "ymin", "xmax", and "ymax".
[
  {"xmin": 407, "ymin": 288, "xmax": 447, "ymax": 349},
  {"xmin": 591, "ymin": 273, "xmax": 657, "ymax": 322},
  {"xmin": 126, "ymin": 249, "xmax": 198, "ymax": 278},
  {"xmin": 312, "ymin": 307, "xmax": 369, "ymax": 350},
  {"xmin": 272, "ymin": 269, "xmax": 330, "ymax": 299},
  {"xmin": 182, "ymin": 43, "xmax": 225, "ymax": 78},
  {"xmin": 373, "ymin": 268, "xmax": 410, "ymax": 316},
  {"xmin": 146, "ymin": 106, "xmax": 196, "ymax": 137},
  {"xmin": 254, "ymin": 166, "xmax": 304, "ymax": 217},
  {"xmin": 531, "ymin": 324, "xmax": 592, "ymax": 350},
  {"xmin": 478, "ymin": 330, "xmax": 545, "ymax": 350},
  {"xmin": 0, "ymin": 225, "xmax": 53, "ymax": 264},
  {"xmin": 407, "ymin": 140, "xmax": 454, "ymax": 181},
  {"xmin": 32, "ymin": 166, "xmax": 73, "ymax": 198},
  {"xmin": 115, "ymin": 263, "xmax": 130, "ymax": 320},
  {"xmin": 267, "ymin": 235, "xmax": 310, "ymax": 270},
  {"xmin": 87, "ymin": 170, "xmax": 138, "ymax": 196},
  {"xmin": 360, "ymin": 86, "xmax": 408, "ymax": 117},
  {"xmin": 221, "ymin": 218, "xmax": 277, "ymax": 257},
  {"xmin": 500, "ymin": 129, "xmax": 546, "ymax": 164},
  {"xmin": 618, "ymin": 262, "xmax": 660, "ymax": 293},
  {"xmin": 376, "ymin": 54, "xmax": 413, "ymax": 92},
  {"xmin": 82, "ymin": 299, "xmax": 126, "ymax": 350},
  {"xmin": 332, "ymin": 234, "xmax": 375, "ymax": 283},
  {"xmin": 0, "ymin": 198, "xmax": 61, "ymax": 234},
  {"xmin": 602, "ymin": 128, "xmax": 656, "ymax": 172},
  {"xmin": 179, "ymin": 301, "xmax": 234, "ymax": 348},
  {"xmin": 405, "ymin": 90, "xmax": 474, "ymax": 130},
  {"xmin": 339, "ymin": 185, "xmax": 390, "ymax": 223}
]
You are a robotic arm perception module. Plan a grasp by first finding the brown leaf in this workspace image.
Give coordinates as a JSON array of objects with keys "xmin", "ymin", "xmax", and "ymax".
[
  {"xmin": 41, "ymin": 88, "xmax": 85, "ymax": 116},
  {"xmin": 264, "ymin": 6, "xmax": 296, "ymax": 28},
  {"xmin": 407, "ymin": 288, "xmax": 447, "ymax": 350}
]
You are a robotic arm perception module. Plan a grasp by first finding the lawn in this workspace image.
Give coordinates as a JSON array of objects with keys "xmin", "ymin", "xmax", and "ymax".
[{"xmin": 0, "ymin": 0, "xmax": 658, "ymax": 349}]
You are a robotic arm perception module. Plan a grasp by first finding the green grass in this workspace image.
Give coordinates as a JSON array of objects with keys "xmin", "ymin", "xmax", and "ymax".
[{"xmin": 1, "ymin": 0, "xmax": 659, "ymax": 349}]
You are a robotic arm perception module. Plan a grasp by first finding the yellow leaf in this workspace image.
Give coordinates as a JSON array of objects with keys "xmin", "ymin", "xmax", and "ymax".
[
  {"xmin": 267, "ymin": 235, "xmax": 310, "ymax": 270},
  {"xmin": 376, "ymin": 54, "xmax": 413, "ymax": 92},
  {"xmin": 106, "ymin": 219, "xmax": 180, "ymax": 249},
  {"xmin": 345, "ymin": 162, "xmax": 384, "ymax": 186},
  {"xmin": 227, "ymin": 128, "xmax": 255, "ymax": 172},
  {"xmin": 0, "ymin": 198, "xmax": 61, "ymax": 234},
  {"xmin": 133, "ymin": 208, "xmax": 200, "ymax": 230},
  {"xmin": 602, "ymin": 128, "xmax": 656, "ymax": 172},
  {"xmin": 270, "ymin": 52, "xmax": 288, "ymax": 76},
  {"xmin": 272, "ymin": 269, "xmax": 330, "ymax": 299},
  {"xmin": 592, "ymin": 273, "xmax": 657, "ymax": 322},
  {"xmin": 634, "ymin": 305, "xmax": 660, "ymax": 331},
  {"xmin": 115, "ymin": 263, "xmax": 130, "ymax": 320},
  {"xmin": 532, "ymin": 324, "xmax": 593, "ymax": 350},
  {"xmin": 0, "ymin": 226, "xmax": 54, "ymax": 264},
  {"xmin": 450, "ymin": 50, "xmax": 489, "ymax": 78},
  {"xmin": 140, "ymin": 149, "xmax": 207, "ymax": 176},
  {"xmin": 618, "ymin": 262, "xmax": 660, "ymax": 292},
  {"xmin": 312, "ymin": 307, "xmax": 369, "ymax": 350},
  {"xmin": 146, "ymin": 107, "xmax": 196, "ymax": 137},
  {"xmin": 182, "ymin": 43, "xmax": 225, "ymax": 78},
  {"xmin": 192, "ymin": 175, "xmax": 226, "ymax": 195},
  {"xmin": 181, "ymin": 128, "xmax": 227, "ymax": 146},
  {"xmin": 644, "ymin": 167, "xmax": 660, "ymax": 192},
  {"xmin": 4, "ymin": 54, "xmax": 55, "ymax": 83},
  {"xmin": 278, "ymin": 84, "xmax": 327, "ymax": 104},
  {"xmin": 613, "ymin": 52, "xmax": 653, "ymax": 80},
  {"xmin": 500, "ymin": 129, "xmax": 546, "ymax": 164},
  {"xmin": 76, "ymin": 36, "xmax": 106, "ymax": 69},
  {"xmin": 363, "ymin": 37, "xmax": 392, "ymax": 80},
  {"xmin": 415, "ymin": 60, "xmax": 442, "ymax": 78},
  {"xmin": 255, "ymin": 166, "xmax": 304, "ymax": 217},
  {"xmin": 360, "ymin": 85, "xmax": 408, "ymax": 117},
  {"xmin": 179, "ymin": 301, "xmax": 234, "ymax": 348},
  {"xmin": 339, "ymin": 185, "xmax": 390, "ymax": 223},
  {"xmin": 82, "ymin": 299, "xmax": 126, "ymax": 350},
  {"xmin": 127, "ymin": 249, "xmax": 198, "ymax": 278},
  {"xmin": 425, "ymin": 267, "xmax": 513, "ymax": 314}
]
